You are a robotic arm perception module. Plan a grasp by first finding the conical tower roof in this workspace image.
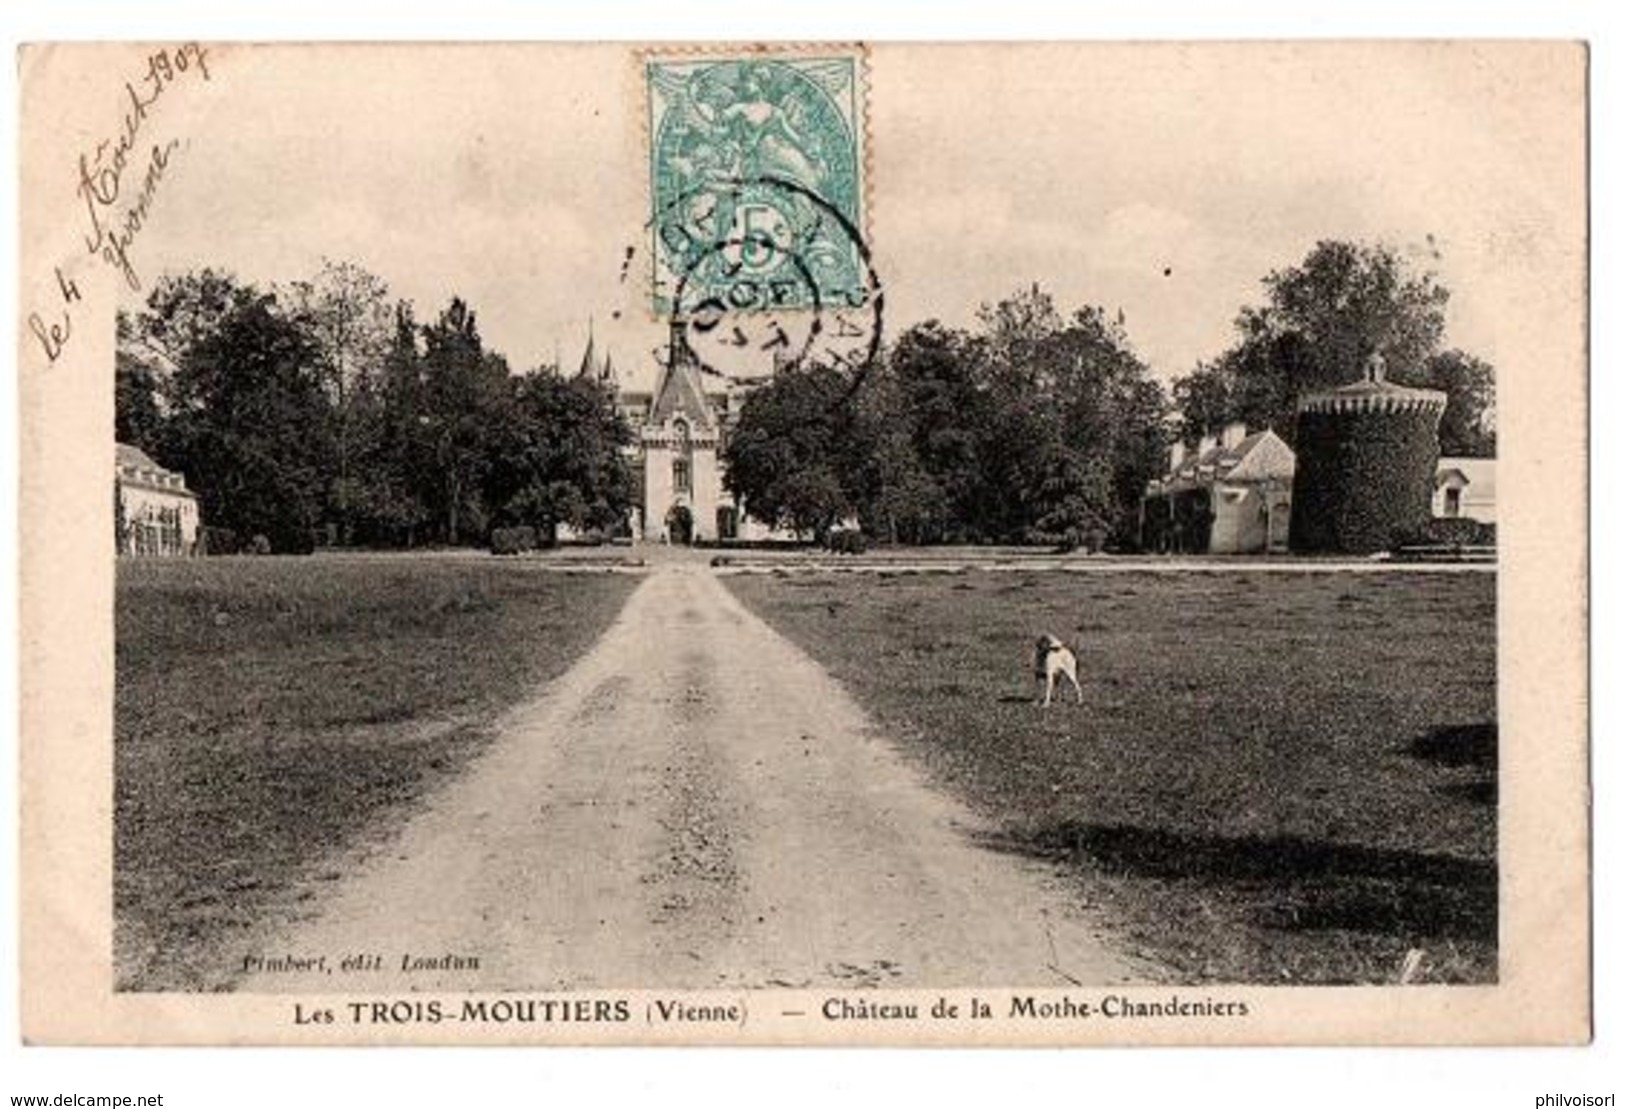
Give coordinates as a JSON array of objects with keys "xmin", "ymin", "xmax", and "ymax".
[
  {"xmin": 1298, "ymin": 351, "xmax": 1446, "ymax": 417},
  {"xmin": 649, "ymin": 324, "xmax": 715, "ymax": 431},
  {"xmin": 576, "ymin": 327, "xmax": 598, "ymax": 379}
]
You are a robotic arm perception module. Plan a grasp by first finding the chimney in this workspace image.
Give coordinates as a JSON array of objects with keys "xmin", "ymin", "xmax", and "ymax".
[
  {"xmin": 1168, "ymin": 441, "xmax": 1186, "ymax": 472},
  {"xmin": 1197, "ymin": 433, "xmax": 1218, "ymax": 458},
  {"xmin": 1221, "ymin": 421, "xmax": 1247, "ymax": 450}
]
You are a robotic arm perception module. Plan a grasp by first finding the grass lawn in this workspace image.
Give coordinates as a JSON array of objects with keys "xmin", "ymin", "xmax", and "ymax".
[
  {"xmin": 726, "ymin": 567, "xmax": 1497, "ymax": 985},
  {"xmin": 115, "ymin": 556, "xmax": 638, "ymax": 991}
]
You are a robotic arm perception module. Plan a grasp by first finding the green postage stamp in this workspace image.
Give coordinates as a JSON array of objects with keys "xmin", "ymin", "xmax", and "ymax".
[{"xmin": 645, "ymin": 48, "xmax": 869, "ymax": 319}]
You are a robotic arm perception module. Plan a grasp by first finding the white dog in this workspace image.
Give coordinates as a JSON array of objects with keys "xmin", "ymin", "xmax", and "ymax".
[{"xmin": 1034, "ymin": 634, "xmax": 1084, "ymax": 707}]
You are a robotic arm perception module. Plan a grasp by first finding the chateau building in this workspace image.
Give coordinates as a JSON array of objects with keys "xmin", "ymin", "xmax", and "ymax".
[
  {"xmin": 1287, "ymin": 358, "xmax": 1449, "ymax": 555},
  {"xmin": 116, "ymin": 443, "xmax": 201, "ymax": 556},
  {"xmin": 578, "ymin": 325, "xmax": 787, "ymax": 544},
  {"xmin": 1140, "ymin": 411, "xmax": 1496, "ymax": 556},
  {"xmin": 1433, "ymin": 457, "xmax": 1495, "ymax": 523},
  {"xmin": 1140, "ymin": 423, "xmax": 1297, "ymax": 555}
]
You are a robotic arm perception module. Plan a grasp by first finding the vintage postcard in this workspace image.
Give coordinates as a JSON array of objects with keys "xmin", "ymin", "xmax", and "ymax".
[{"xmin": 17, "ymin": 41, "xmax": 1587, "ymax": 1045}]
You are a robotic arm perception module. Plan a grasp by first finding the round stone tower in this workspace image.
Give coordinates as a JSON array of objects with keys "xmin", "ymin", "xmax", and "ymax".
[{"xmin": 1288, "ymin": 352, "xmax": 1448, "ymax": 555}]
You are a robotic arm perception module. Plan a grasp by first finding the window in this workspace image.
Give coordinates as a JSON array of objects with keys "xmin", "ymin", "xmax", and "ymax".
[{"xmin": 673, "ymin": 458, "xmax": 691, "ymax": 494}]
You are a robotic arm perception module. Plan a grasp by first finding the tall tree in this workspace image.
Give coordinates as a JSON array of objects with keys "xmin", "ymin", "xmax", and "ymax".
[
  {"xmin": 287, "ymin": 260, "xmax": 395, "ymax": 543},
  {"xmin": 722, "ymin": 365, "xmax": 855, "ymax": 542},
  {"xmin": 1171, "ymin": 239, "xmax": 1495, "ymax": 451},
  {"xmin": 114, "ymin": 310, "xmax": 166, "ymax": 453},
  {"xmin": 418, "ymin": 297, "xmax": 510, "ymax": 544},
  {"xmin": 887, "ymin": 320, "xmax": 991, "ymax": 538},
  {"xmin": 287, "ymin": 260, "xmax": 394, "ymax": 406},
  {"xmin": 843, "ymin": 360, "xmax": 949, "ymax": 544},
  {"xmin": 978, "ymin": 282, "xmax": 1064, "ymax": 369},
  {"xmin": 158, "ymin": 286, "xmax": 331, "ymax": 552},
  {"xmin": 484, "ymin": 372, "xmax": 635, "ymax": 544},
  {"xmin": 355, "ymin": 300, "xmax": 435, "ymax": 545},
  {"xmin": 122, "ymin": 269, "xmax": 256, "ymax": 379},
  {"xmin": 1171, "ymin": 360, "xmax": 1233, "ymax": 443},
  {"xmin": 1000, "ymin": 299, "xmax": 1166, "ymax": 545},
  {"xmin": 1420, "ymin": 348, "xmax": 1497, "ymax": 457},
  {"xmin": 1260, "ymin": 240, "xmax": 1449, "ymax": 389}
]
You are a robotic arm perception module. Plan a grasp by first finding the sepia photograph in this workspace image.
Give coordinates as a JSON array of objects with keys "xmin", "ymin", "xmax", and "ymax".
[{"xmin": 17, "ymin": 38, "xmax": 1588, "ymax": 1046}]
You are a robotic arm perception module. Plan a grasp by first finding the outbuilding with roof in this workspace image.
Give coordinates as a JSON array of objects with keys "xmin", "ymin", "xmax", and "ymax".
[
  {"xmin": 116, "ymin": 443, "xmax": 201, "ymax": 556},
  {"xmin": 1141, "ymin": 422, "xmax": 1297, "ymax": 555}
]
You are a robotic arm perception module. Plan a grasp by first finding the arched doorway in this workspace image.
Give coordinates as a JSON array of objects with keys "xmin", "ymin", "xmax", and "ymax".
[{"xmin": 666, "ymin": 503, "xmax": 694, "ymax": 545}]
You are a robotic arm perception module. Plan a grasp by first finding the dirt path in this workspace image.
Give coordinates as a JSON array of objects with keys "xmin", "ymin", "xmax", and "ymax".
[{"xmin": 243, "ymin": 556, "xmax": 1144, "ymax": 992}]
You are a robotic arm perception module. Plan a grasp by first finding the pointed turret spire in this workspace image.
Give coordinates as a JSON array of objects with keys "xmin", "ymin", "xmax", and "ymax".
[
  {"xmin": 649, "ymin": 320, "xmax": 716, "ymax": 430},
  {"xmin": 576, "ymin": 317, "xmax": 598, "ymax": 380}
]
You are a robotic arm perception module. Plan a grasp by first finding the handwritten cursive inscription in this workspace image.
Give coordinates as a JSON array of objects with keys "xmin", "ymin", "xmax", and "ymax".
[
  {"xmin": 27, "ymin": 43, "xmax": 213, "ymax": 368},
  {"xmin": 26, "ymin": 267, "xmax": 83, "ymax": 364},
  {"xmin": 86, "ymin": 136, "xmax": 184, "ymax": 291},
  {"xmin": 75, "ymin": 44, "xmax": 209, "ymax": 287}
]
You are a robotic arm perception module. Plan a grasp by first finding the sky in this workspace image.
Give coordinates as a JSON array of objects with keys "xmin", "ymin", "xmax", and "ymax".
[{"xmin": 126, "ymin": 42, "xmax": 1584, "ymax": 394}]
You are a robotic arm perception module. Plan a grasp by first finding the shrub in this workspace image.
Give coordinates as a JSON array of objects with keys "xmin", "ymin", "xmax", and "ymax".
[
  {"xmin": 1043, "ymin": 526, "xmax": 1111, "ymax": 555},
  {"xmin": 826, "ymin": 529, "xmax": 869, "ymax": 555},
  {"xmin": 490, "ymin": 526, "xmax": 538, "ymax": 556},
  {"xmin": 1394, "ymin": 518, "xmax": 1496, "ymax": 548},
  {"xmin": 249, "ymin": 534, "xmax": 273, "ymax": 556},
  {"xmin": 200, "ymin": 526, "xmax": 239, "ymax": 556}
]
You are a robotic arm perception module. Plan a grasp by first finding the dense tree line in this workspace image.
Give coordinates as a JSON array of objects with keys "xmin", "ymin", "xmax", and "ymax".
[
  {"xmin": 722, "ymin": 241, "xmax": 1495, "ymax": 551},
  {"xmin": 1171, "ymin": 240, "xmax": 1497, "ymax": 457},
  {"xmin": 722, "ymin": 285, "xmax": 1168, "ymax": 549},
  {"xmin": 118, "ymin": 239, "xmax": 1496, "ymax": 556},
  {"xmin": 116, "ymin": 262, "xmax": 633, "ymax": 552}
]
